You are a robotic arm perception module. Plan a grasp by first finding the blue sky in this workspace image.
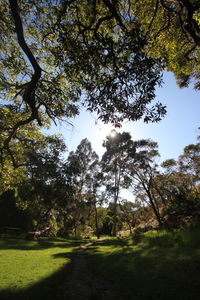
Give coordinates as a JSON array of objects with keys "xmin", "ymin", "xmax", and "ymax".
[{"xmin": 52, "ymin": 71, "xmax": 199, "ymax": 163}]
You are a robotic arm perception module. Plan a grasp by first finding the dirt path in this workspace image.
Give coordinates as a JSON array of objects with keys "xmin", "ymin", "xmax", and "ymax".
[{"xmin": 63, "ymin": 240, "xmax": 122, "ymax": 300}]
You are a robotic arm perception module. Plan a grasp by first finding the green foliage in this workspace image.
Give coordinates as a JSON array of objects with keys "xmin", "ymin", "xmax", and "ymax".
[
  {"xmin": 87, "ymin": 206, "xmax": 109, "ymax": 236},
  {"xmin": 133, "ymin": 0, "xmax": 200, "ymax": 89},
  {"xmin": 157, "ymin": 135, "xmax": 200, "ymax": 228},
  {"xmin": 1, "ymin": 127, "xmax": 199, "ymax": 238},
  {"xmin": 0, "ymin": 134, "xmax": 74, "ymax": 232},
  {"xmin": 0, "ymin": 0, "xmax": 167, "ymax": 158},
  {"xmin": 64, "ymin": 138, "xmax": 99, "ymax": 236},
  {"xmin": 179, "ymin": 141, "xmax": 200, "ymax": 180},
  {"xmin": 1, "ymin": 0, "xmax": 199, "ymax": 161},
  {"xmin": 133, "ymin": 228, "xmax": 200, "ymax": 248}
]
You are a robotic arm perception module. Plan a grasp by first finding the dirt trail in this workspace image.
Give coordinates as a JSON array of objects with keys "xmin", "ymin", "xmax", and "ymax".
[{"xmin": 63, "ymin": 240, "xmax": 122, "ymax": 300}]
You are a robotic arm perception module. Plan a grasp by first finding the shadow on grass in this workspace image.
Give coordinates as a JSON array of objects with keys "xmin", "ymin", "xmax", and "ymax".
[
  {"xmin": 85, "ymin": 237, "xmax": 200, "ymax": 300},
  {"xmin": 0, "ymin": 238, "xmax": 87, "ymax": 300},
  {"xmin": 131, "ymin": 228, "xmax": 200, "ymax": 249},
  {"xmin": 0, "ymin": 237, "xmax": 85, "ymax": 251},
  {"xmin": 93, "ymin": 238, "xmax": 129, "ymax": 248},
  {"xmin": 1, "ymin": 235, "xmax": 200, "ymax": 300},
  {"xmin": 0, "ymin": 254, "xmax": 73, "ymax": 300}
]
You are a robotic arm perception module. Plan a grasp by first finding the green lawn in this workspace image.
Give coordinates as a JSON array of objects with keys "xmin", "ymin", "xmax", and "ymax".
[
  {"xmin": 86, "ymin": 229, "xmax": 200, "ymax": 300},
  {"xmin": 0, "ymin": 237, "xmax": 84, "ymax": 300},
  {"xmin": 1, "ymin": 229, "xmax": 200, "ymax": 300}
]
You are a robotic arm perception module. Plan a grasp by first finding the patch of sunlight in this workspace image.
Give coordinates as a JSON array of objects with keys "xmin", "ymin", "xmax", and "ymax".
[{"xmin": 0, "ymin": 239, "xmax": 80, "ymax": 291}]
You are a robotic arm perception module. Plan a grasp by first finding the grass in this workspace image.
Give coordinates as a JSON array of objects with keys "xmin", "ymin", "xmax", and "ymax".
[
  {"xmin": 86, "ymin": 228, "xmax": 200, "ymax": 300},
  {"xmin": 1, "ymin": 229, "xmax": 200, "ymax": 300},
  {"xmin": 0, "ymin": 237, "xmax": 85, "ymax": 300}
]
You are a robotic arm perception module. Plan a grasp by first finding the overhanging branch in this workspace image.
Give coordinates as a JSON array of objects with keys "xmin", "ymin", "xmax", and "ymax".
[{"xmin": 3, "ymin": 0, "xmax": 43, "ymax": 150}]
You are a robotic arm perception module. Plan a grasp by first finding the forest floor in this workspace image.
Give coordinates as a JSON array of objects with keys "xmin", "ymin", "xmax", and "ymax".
[{"xmin": 63, "ymin": 240, "xmax": 122, "ymax": 300}]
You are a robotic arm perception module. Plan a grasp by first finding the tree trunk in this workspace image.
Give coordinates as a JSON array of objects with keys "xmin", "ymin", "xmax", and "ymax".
[
  {"xmin": 128, "ymin": 223, "xmax": 132, "ymax": 235},
  {"xmin": 73, "ymin": 220, "xmax": 77, "ymax": 237},
  {"xmin": 147, "ymin": 190, "xmax": 163, "ymax": 228},
  {"xmin": 113, "ymin": 195, "xmax": 117, "ymax": 237},
  {"xmin": 94, "ymin": 203, "xmax": 100, "ymax": 239},
  {"xmin": 113, "ymin": 168, "xmax": 120, "ymax": 237}
]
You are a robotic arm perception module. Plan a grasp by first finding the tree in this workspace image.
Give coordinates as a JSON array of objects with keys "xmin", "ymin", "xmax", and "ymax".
[
  {"xmin": 1, "ymin": 0, "xmax": 199, "ymax": 158},
  {"xmin": 15, "ymin": 135, "xmax": 72, "ymax": 233},
  {"xmin": 127, "ymin": 139, "xmax": 164, "ymax": 228},
  {"xmin": 0, "ymin": 189, "xmax": 28, "ymax": 230},
  {"xmin": 86, "ymin": 171, "xmax": 107, "ymax": 239},
  {"xmin": 64, "ymin": 138, "xmax": 99, "ymax": 236},
  {"xmin": 0, "ymin": 133, "xmax": 74, "ymax": 234},
  {"xmin": 132, "ymin": 0, "xmax": 200, "ymax": 89},
  {"xmin": 0, "ymin": 0, "xmax": 166, "ymax": 160},
  {"xmin": 178, "ymin": 140, "xmax": 200, "ymax": 181},
  {"xmin": 119, "ymin": 200, "xmax": 139, "ymax": 234},
  {"xmin": 0, "ymin": 118, "xmax": 47, "ymax": 193},
  {"xmin": 157, "ymin": 135, "xmax": 200, "ymax": 228},
  {"xmin": 102, "ymin": 131, "xmax": 135, "ymax": 236},
  {"xmin": 88, "ymin": 206, "xmax": 108, "ymax": 237}
]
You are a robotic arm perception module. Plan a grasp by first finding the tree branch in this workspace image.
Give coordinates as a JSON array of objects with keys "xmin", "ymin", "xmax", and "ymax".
[
  {"xmin": 145, "ymin": 0, "xmax": 159, "ymax": 38},
  {"xmin": 4, "ymin": 0, "xmax": 43, "ymax": 149},
  {"xmin": 102, "ymin": 0, "xmax": 126, "ymax": 30}
]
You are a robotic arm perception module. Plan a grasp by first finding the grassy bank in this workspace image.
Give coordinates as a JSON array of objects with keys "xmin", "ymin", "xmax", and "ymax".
[
  {"xmin": 86, "ymin": 228, "xmax": 200, "ymax": 300},
  {"xmin": 0, "ymin": 237, "xmax": 84, "ymax": 300}
]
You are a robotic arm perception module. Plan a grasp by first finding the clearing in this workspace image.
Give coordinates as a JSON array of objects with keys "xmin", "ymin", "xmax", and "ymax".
[{"xmin": 0, "ymin": 229, "xmax": 200, "ymax": 299}]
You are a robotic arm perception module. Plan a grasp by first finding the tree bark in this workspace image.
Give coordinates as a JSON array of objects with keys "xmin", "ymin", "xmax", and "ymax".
[
  {"xmin": 146, "ymin": 189, "xmax": 163, "ymax": 228},
  {"xmin": 113, "ymin": 167, "xmax": 120, "ymax": 237},
  {"xmin": 94, "ymin": 203, "xmax": 100, "ymax": 239}
]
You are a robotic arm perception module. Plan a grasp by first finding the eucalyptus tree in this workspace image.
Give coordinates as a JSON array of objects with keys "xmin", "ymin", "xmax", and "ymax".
[
  {"xmin": 102, "ymin": 131, "xmax": 135, "ymax": 236},
  {"xmin": 127, "ymin": 139, "xmax": 164, "ymax": 228},
  {"xmin": 160, "ymin": 134, "xmax": 200, "ymax": 203},
  {"xmin": 86, "ymin": 171, "xmax": 107, "ymax": 239},
  {"xmin": 64, "ymin": 138, "xmax": 99, "ymax": 236},
  {"xmin": 144, "ymin": 134, "xmax": 200, "ymax": 229},
  {"xmin": 0, "ymin": 133, "xmax": 71, "ymax": 233},
  {"xmin": 178, "ymin": 139, "xmax": 200, "ymax": 181},
  {"xmin": 158, "ymin": 136, "xmax": 200, "ymax": 227},
  {"xmin": 87, "ymin": 206, "xmax": 108, "ymax": 238}
]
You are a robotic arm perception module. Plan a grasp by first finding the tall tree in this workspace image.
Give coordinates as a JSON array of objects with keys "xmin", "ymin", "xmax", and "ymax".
[
  {"xmin": 102, "ymin": 131, "xmax": 135, "ymax": 236},
  {"xmin": 127, "ymin": 139, "xmax": 164, "ymax": 228},
  {"xmin": 64, "ymin": 138, "xmax": 99, "ymax": 236}
]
